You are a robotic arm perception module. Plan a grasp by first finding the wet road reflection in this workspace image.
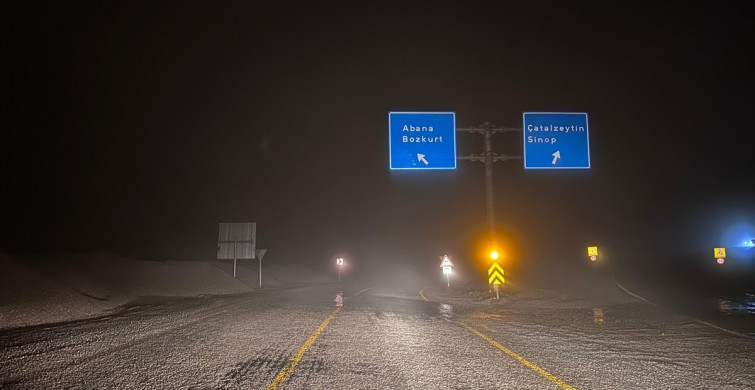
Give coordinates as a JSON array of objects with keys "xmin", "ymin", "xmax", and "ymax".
[
  {"xmin": 718, "ymin": 294, "xmax": 755, "ymax": 315},
  {"xmin": 593, "ymin": 307, "xmax": 604, "ymax": 324}
]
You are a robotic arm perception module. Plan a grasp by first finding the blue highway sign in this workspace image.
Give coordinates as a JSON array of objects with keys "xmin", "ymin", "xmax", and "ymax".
[
  {"xmin": 389, "ymin": 112, "xmax": 456, "ymax": 170},
  {"xmin": 522, "ymin": 112, "xmax": 590, "ymax": 169}
]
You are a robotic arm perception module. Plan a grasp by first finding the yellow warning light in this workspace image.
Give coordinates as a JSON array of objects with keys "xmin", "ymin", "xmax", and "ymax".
[{"xmin": 490, "ymin": 250, "xmax": 499, "ymax": 260}]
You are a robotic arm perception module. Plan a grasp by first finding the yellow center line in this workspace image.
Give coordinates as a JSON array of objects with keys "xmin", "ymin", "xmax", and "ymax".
[
  {"xmin": 419, "ymin": 287, "xmax": 429, "ymax": 301},
  {"xmin": 266, "ymin": 307, "xmax": 341, "ymax": 390},
  {"xmin": 461, "ymin": 322, "xmax": 578, "ymax": 390}
]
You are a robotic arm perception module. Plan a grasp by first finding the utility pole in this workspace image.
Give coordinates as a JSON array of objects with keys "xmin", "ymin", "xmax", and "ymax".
[{"xmin": 457, "ymin": 122, "xmax": 522, "ymax": 245}]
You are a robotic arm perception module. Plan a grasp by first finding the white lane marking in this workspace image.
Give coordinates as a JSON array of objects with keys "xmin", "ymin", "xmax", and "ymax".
[
  {"xmin": 612, "ymin": 274, "xmax": 753, "ymax": 339},
  {"xmin": 354, "ymin": 287, "xmax": 373, "ymax": 296}
]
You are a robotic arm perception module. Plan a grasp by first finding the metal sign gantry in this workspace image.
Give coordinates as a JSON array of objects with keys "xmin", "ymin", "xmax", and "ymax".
[
  {"xmin": 457, "ymin": 122, "xmax": 522, "ymax": 246},
  {"xmin": 388, "ymin": 113, "xmax": 591, "ymax": 292}
]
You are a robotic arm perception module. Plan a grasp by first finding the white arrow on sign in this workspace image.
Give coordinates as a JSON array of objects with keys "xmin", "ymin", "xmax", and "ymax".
[
  {"xmin": 417, "ymin": 153, "xmax": 429, "ymax": 165},
  {"xmin": 551, "ymin": 150, "xmax": 561, "ymax": 165}
]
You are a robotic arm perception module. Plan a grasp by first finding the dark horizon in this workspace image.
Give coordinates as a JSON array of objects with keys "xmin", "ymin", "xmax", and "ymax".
[{"xmin": 5, "ymin": 2, "xmax": 754, "ymax": 271}]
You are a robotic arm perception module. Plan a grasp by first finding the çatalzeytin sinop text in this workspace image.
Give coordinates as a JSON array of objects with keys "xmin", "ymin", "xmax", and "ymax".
[{"xmin": 525, "ymin": 124, "xmax": 586, "ymax": 144}]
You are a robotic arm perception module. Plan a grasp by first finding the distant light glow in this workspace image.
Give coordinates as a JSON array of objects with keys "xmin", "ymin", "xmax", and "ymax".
[
  {"xmin": 720, "ymin": 223, "xmax": 755, "ymax": 262},
  {"xmin": 721, "ymin": 223, "xmax": 755, "ymax": 248},
  {"xmin": 490, "ymin": 251, "xmax": 499, "ymax": 260}
]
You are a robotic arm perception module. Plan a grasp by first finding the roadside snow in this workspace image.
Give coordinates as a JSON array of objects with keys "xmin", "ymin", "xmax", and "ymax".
[{"xmin": 0, "ymin": 252, "xmax": 328, "ymax": 329}]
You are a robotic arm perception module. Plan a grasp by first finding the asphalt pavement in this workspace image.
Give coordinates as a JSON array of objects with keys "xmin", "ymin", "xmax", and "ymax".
[{"xmin": 2, "ymin": 272, "xmax": 754, "ymax": 389}]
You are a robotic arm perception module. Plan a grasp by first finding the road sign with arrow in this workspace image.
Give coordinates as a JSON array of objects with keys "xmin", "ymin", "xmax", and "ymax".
[
  {"xmin": 522, "ymin": 112, "xmax": 590, "ymax": 169},
  {"xmin": 388, "ymin": 112, "xmax": 456, "ymax": 170}
]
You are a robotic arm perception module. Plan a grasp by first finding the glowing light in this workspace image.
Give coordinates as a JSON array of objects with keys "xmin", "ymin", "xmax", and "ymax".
[
  {"xmin": 439, "ymin": 255, "xmax": 454, "ymax": 267},
  {"xmin": 490, "ymin": 250, "xmax": 499, "ymax": 260},
  {"xmin": 336, "ymin": 258, "xmax": 344, "ymax": 266}
]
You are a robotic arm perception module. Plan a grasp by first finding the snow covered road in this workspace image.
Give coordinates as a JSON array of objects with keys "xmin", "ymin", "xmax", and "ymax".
[{"xmin": 2, "ymin": 280, "xmax": 754, "ymax": 389}]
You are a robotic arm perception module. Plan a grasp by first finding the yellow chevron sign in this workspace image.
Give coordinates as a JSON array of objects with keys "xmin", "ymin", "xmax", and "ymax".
[{"xmin": 488, "ymin": 262, "xmax": 504, "ymax": 285}]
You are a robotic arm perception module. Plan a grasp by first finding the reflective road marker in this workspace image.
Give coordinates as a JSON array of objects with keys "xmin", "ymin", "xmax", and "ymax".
[
  {"xmin": 266, "ymin": 307, "xmax": 341, "ymax": 390},
  {"xmin": 461, "ymin": 322, "xmax": 578, "ymax": 390}
]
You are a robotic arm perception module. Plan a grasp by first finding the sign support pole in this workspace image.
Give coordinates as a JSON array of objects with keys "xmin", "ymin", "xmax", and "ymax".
[
  {"xmin": 336, "ymin": 258, "xmax": 344, "ymax": 283},
  {"xmin": 458, "ymin": 124, "xmax": 520, "ymax": 293},
  {"xmin": 233, "ymin": 239, "xmax": 237, "ymax": 278},
  {"xmin": 254, "ymin": 249, "xmax": 267, "ymax": 288},
  {"xmin": 457, "ymin": 123, "xmax": 522, "ymax": 245},
  {"xmin": 483, "ymin": 124, "xmax": 495, "ymax": 243}
]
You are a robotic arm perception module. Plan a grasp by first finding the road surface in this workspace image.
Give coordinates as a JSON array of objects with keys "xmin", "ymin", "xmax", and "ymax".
[{"xmin": 2, "ymin": 273, "xmax": 754, "ymax": 389}]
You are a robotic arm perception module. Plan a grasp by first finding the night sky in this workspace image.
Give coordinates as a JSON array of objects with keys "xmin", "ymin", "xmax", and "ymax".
[{"xmin": 6, "ymin": 2, "xmax": 754, "ymax": 271}]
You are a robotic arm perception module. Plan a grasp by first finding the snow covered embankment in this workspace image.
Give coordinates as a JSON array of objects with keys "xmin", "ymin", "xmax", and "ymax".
[{"xmin": 0, "ymin": 253, "xmax": 254, "ymax": 329}]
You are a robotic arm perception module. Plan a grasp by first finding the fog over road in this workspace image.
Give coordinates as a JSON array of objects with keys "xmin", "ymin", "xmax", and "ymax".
[{"xmin": 2, "ymin": 271, "xmax": 753, "ymax": 389}]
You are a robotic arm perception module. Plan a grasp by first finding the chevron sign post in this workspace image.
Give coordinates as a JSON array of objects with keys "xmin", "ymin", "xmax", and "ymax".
[
  {"xmin": 440, "ymin": 255, "xmax": 454, "ymax": 287},
  {"xmin": 488, "ymin": 262, "xmax": 504, "ymax": 284},
  {"xmin": 488, "ymin": 262, "xmax": 505, "ymax": 300}
]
